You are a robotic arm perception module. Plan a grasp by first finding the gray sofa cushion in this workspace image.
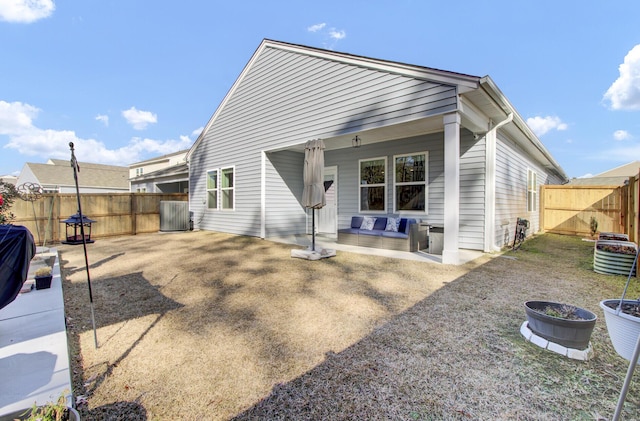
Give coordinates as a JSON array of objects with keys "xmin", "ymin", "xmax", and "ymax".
[{"xmin": 380, "ymin": 231, "xmax": 409, "ymax": 239}]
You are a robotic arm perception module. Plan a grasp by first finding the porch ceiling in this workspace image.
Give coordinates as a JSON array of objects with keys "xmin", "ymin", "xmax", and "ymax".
[{"xmin": 287, "ymin": 115, "xmax": 446, "ymax": 152}]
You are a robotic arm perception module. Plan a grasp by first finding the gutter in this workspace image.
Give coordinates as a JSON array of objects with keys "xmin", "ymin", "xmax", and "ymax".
[{"xmin": 479, "ymin": 76, "xmax": 569, "ymax": 182}]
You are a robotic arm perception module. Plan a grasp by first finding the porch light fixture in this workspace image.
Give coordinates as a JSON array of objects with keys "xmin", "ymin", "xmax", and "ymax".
[{"xmin": 352, "ymin": 135, "xmax": 361, "ymax": 148}]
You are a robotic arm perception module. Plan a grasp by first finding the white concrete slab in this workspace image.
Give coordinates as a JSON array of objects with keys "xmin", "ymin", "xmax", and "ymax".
[{"xmin": 0, "ymin": 249, "xmax": 73, "ymax": 415}]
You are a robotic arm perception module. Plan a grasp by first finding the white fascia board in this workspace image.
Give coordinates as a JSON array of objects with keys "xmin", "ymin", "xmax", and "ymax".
[{"xmin": 459, "ymin": 97, "xmax": 489, "ymax": 133}]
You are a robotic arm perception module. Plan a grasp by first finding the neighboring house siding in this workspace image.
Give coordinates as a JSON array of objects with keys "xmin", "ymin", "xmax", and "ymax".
[
  {"xmin": 459, "ymin": 130, "xmax": 486, "ymax": 250},
  {"xmin": 494, "ymin": 135, "xmax": 552, "ymax": 248},
  {"xmin": 191, "ymin": 45, "xmax": 458, "ymax": 237}
]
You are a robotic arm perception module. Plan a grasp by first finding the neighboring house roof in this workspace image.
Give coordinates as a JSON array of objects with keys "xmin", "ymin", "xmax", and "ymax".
[
  {"xmin": 593, "ymin": 161, "xmax": 640, "ymax": 178},
  {"xmin": 567, "ymin": 176, "xmax": 631, "ymax": 186},
  {"xmin": 187, "ymin": 39, "xmax": 567, "ymax": 182},
  {"xmin": 129, "ymin": 149, "xmax": 190, "ymax": 168},
  {"xmin": 567, "ymin": 161, "xmax": 640, "ymax": 186},
  {"xmin": 130, "ymin": 163, "xmax": 189, "ymax": 182},
  {"xmin": 23, "ymin": 160, "xmax": 129, "ymax": 189},
  {"xmin": 0, "ymin": 175, "xmax": 17, "ymax": 185}
]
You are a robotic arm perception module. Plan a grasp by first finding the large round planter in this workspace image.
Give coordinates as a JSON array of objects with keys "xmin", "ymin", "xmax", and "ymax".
[
  {"xmin": 600, "ymin": 299, "xmax": 640, "ymax": 364},
  {"xmin": 524, "ymin": 301, "xmax": 597, "ymax": 349},
  {"xmin": 593, "ymin": 240, "xmax": 637, "ymax": 276}
]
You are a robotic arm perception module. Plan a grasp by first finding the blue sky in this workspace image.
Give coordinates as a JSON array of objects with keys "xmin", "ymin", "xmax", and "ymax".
[{"xmin": 1, "ymin": 1, "xmax": 640, "ymax": 180}]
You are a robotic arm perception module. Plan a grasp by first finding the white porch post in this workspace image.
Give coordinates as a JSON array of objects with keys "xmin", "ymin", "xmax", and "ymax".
[
  {"xmin": 442, "ymin": 112, "xmax": 460, "ymax": 264},
  {"xmin": 260, "ymin": 151, "xmax": 266, "ymax": 239}
]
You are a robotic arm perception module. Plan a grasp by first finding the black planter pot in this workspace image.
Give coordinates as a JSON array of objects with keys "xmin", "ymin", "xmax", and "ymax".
[
  {"xmin": 524, "ymin": 301, "xmax": 597, "ymax": 349},
  {"xmin": 35, "ymin": 275, "xmax": 52, "ymax": 290}
]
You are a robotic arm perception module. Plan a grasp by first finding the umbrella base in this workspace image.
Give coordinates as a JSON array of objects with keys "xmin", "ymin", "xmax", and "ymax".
[{"xmin": 291, "ymin": 248, "xmax": 336, "ymax": 260}]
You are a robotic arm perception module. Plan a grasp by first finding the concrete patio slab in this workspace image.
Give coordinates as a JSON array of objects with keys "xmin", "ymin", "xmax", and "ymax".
[{"xmin": 0, "ymin": 248, "xmax": 74, "ymax": 415}]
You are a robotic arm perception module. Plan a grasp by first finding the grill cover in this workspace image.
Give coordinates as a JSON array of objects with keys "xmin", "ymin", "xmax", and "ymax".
[{"xmin": 0, "ymin": 225, "xmax": 35, "ymax": 310}]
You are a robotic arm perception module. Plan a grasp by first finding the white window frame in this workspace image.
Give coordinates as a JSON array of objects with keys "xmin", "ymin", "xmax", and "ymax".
[
  {"xmin": 393, "ymin": 151, "xmax": 428, "ymax": 214},
  {"xmin": 206, "ymin": 169, "xmax": 219, "ymax": 210},
  {"xmin": 358, "ymin": 156, "xmax": 387, "ymax": 214},
  {"xmin": 220, "ymin": 166, "xmax": 235, "ymax": 211},
  {"xmin": 527, "ymin": 168, "xmax": 537, "ymax": 212}
]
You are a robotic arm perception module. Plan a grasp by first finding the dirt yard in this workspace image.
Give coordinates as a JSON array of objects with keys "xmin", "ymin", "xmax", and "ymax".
[{"xmin": 58, "ymin": 231, "xmax": 640, "ymax": 420}]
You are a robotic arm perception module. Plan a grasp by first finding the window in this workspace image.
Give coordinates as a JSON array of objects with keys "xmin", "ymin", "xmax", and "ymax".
[
  {"xmin": 207, "ymin": 170, "xmax": 218, "ymax": 209},
  {"xmin": 221, "ymin": 167, "xmax": 234, "ymax": 210},
  {"xmin": 394, "ymin": 152, "xmax": 428, "ymax": 213},
  {"xmin": 207, "ymin": 167, "xmax": 235, "ymax": 210},
  {"xmin": 135, "ymin": 168, "xmax": 144, "ymax": 176},
  {"xmin": 527, "ymin": 169, "xmax": 537, "ymax": 212},
  {"xmin": 359, "ymin": 157, "xmax": 386, "ymax": 212}
]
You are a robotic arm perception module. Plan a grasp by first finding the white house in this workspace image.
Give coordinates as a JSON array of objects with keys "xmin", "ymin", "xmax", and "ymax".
[
  {"xmin": 129, "ymin": 149, "xmax": 189, "ymax": 193},
  {"xmin": 187, "ymin": 39, "xmax": 568, "ymax": 264}
]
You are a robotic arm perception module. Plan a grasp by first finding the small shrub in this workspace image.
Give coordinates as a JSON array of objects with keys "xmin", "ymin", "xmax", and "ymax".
[
  {"xmin": 35, "ymin": 266, "xmax": 52, "ymax": 277},
  {"xmin": 0, "ymin": 181, "xmax": 19, "ymax": 224}
]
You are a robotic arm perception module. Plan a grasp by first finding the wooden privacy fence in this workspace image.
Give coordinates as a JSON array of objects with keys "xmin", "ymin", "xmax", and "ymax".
[
  {"xmin": 9, "ymin": 193, "xmax": 188, "ymax": 245},
  {"xmin": 541, "ymin": 176, "xmax": 638, "ymax": 242}
]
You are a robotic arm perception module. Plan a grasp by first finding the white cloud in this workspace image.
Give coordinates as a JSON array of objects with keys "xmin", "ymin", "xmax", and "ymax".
[
  {"xmin": 122, "ymin": 106, "xmax": 157, "ymax": 130},
  {"xmin": 604, "ymin": 44, "xmax": 640, "ymax": 110},
  {"xmin": 526, "ymin": 115, "xmax": 568, "ymax": 137},
  {"xmin": 307, "ymin": 23, "xmax": 326, "ymax": 32},
  {"xmin": 308, "ymin": 22, "xmax": 346, "ymax": 49},
  {"xmin": 578, "ymin": 173, "xmax": 593, "ymax": 178},
  {"xmin": 0, "ymin": 100, "xmax": 39, "ymax": 135},
  {"xmin": 0, "ymin": 100, "xmax": 192, "ymax": 165},
  {"xmin": 613, "ymin": 129, "xmax": 631, "ymax": 141},
  {"xmin": 329, "ymin": 29, "xmax": 346, "ymax": 40},
  {"xmin": 191, "ymin": 126, "xmax": 204, "ymax": 138},
  {"xmin": 0, "ymin": 0, "xmax": 55, "ymax": 23},
  {"xmin": 95, "ymin": 114, "xmax": 109, "ymax": 126}
]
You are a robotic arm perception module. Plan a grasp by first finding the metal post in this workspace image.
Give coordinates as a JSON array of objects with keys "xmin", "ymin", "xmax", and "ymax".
[{"xmin": 69, "ymin": 142, "xmax": 98, "ymax": 349}]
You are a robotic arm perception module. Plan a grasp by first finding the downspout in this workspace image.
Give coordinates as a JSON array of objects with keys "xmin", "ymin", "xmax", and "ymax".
[{"xmin": 484, "ymin": 112, "xmax": 513, "ymax": 252}]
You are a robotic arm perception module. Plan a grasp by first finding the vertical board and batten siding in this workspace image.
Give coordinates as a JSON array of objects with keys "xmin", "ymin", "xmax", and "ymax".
[
  {"xmin": 493, "ymin": 135, "xmax": 552, "ymax": 248},
  {"xmin": 458, "ymin": 130, "xmax": 486, "ymax": 250},
  {"xmin": 190, "ymin": 45, "xmax": 458, "ymax": 237}
]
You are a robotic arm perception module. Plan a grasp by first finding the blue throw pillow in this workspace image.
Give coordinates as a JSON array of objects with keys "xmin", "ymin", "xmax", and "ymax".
[{"xmin": 398, "ymin": 218, "xmax": 408, "ymax": 233}]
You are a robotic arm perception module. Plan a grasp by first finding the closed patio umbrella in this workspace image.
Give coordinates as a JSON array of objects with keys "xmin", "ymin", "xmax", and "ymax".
[{"xmin": 302, "ymin": 139, "xmax": 326, "ymax": 251}]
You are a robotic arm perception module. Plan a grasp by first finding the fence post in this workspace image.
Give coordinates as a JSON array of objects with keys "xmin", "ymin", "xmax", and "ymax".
[
  {"xmin": 131, "ymin": 193, "xmax": 137, "ymax": 235},
  {"xmin": 540, "ymin": 185, "xmax": 546, "ymax": 233}
]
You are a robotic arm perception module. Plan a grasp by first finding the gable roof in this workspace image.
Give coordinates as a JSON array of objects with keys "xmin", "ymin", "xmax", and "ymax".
[
  {"xmin": 188, "ymin": 39, "xmax": 567, "ymax": 181},
  {"xmin": 26, "ymin": 160, "xmax": 129, "ymax": 189}
]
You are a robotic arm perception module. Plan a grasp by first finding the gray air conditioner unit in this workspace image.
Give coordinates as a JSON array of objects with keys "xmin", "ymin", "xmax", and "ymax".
[{"xmin": 159, "ymin": 201, "xmax": 190, "ymax": 231}]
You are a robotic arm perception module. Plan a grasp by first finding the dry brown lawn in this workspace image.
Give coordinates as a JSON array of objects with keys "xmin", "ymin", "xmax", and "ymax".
[{"xmin": 58, "ymin": 231, "xmax": 640, "ymax": 420}]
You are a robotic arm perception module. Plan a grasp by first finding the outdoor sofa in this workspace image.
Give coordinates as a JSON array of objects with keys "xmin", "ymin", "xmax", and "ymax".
[{"xmin": 337, "ymin": 216, "xmax": 427, "ymax": 252}]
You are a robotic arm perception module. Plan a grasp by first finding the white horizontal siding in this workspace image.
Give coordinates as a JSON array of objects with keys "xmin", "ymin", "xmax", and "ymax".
[
  {"xmin": 459, "ymin": 130, "xmax": 485, "ymax": 250},
  {"xmin": 265, "ymin": 151, "xmax": 306, "ymax": 237},
  {"xmin": 191, "ymin": 45, "xmax": 458, "ymax": 237},
  {"xmin": 494, "ymin": 135, "xmax": 553, "ymax": 248}
]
